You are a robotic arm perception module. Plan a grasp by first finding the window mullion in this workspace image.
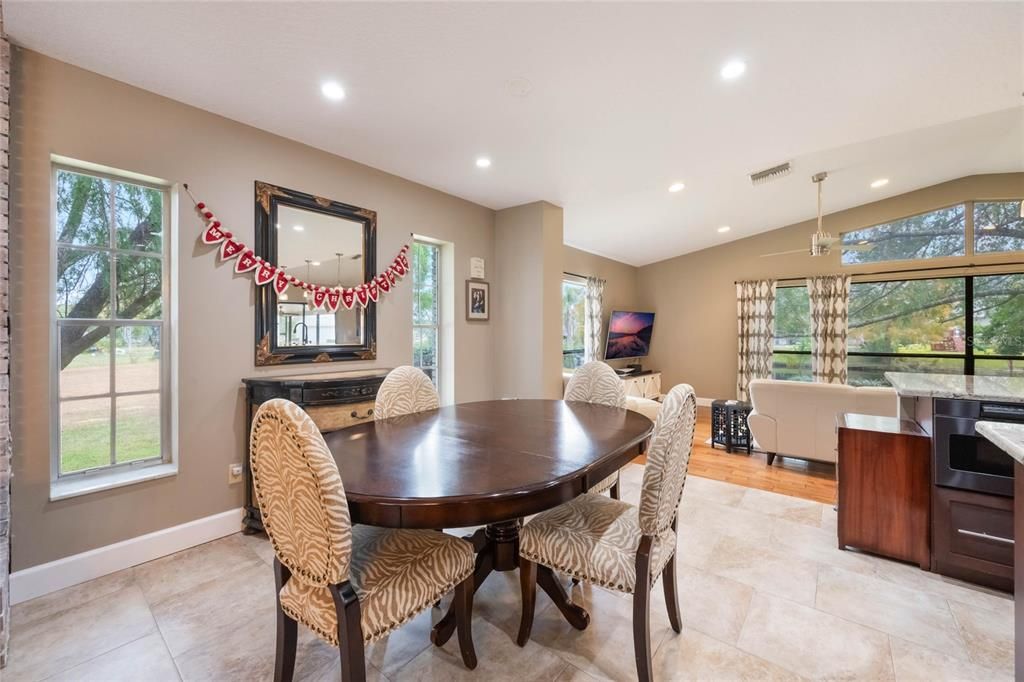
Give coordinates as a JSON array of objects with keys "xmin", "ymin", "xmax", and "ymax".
[{"xmin": 108, "ymin": 326, "xmax": 117, "ymax": 466}]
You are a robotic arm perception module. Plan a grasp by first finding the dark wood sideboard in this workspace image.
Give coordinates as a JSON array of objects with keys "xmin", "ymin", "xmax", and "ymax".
[
  {"xmin": 241, "ymin": 368, "xmax": 392, "ymax": 532},
  {"xmin": 837, "ymin": 413, "xmax": 931, "ymax": 569}
]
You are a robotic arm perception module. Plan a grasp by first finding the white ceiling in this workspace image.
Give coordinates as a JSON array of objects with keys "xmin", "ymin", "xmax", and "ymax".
[{"xmin": 8, "ymin": 2, "xmax": 1023, "ymax": 266}]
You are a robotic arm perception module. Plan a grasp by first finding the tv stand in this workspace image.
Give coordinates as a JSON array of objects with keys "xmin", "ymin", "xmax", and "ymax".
[{"xmin": 618, "ymin": 370, "xmax": 661, "ymax": 400}]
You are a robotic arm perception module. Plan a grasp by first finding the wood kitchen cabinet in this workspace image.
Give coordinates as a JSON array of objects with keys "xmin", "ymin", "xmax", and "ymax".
[{"xmin": 837, "ymin": 413, "xmax": 931, "ymax": 569}]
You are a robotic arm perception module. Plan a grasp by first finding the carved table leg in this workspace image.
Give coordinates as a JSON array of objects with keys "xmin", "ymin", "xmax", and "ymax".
[{"xmin": 431, "ymin": 518, "xmax": 591, "ymax": 647}]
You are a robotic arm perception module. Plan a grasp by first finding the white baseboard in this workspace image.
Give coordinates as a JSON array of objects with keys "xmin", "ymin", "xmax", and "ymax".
[
  {"xmin": 10, "ymin": 508, "xmax": 243, "ymax": 605},
  {"xmin": 696, "ymin": 396, "xmax": 714, "ymax": 407}
]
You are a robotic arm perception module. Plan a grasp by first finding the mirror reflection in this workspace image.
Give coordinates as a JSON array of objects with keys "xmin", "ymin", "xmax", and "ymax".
[{"xmin": 274, "ymin": 205, "xmax": 365, "ymax": 347}]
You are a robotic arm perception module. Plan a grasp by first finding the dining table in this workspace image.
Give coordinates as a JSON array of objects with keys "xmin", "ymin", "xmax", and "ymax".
[{"xmin": 321, "ymin": 398, "xmax": 654, "ymax": 648}]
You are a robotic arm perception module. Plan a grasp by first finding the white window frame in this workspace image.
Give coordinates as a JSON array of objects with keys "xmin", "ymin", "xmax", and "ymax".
[
  {"xmin": 49, "ymin": 159, "xmax": 177, "ymax": 500},
  {"xmin": 412, "ymin": 239, "xmax": 442, "ymax": 392}
]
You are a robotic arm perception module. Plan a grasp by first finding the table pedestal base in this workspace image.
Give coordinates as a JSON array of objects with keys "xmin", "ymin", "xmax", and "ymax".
[{"xmin": 431, "ymin": 519, "xmax": 590, "ymax": 646}]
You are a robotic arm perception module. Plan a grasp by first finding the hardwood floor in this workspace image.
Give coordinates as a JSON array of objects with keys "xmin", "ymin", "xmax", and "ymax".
[{"xmin": 636, "ymin": 407, "xmax": 838, "ymax": 505}]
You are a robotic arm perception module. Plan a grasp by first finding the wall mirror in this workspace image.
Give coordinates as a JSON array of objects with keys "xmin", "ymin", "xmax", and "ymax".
[{"xmin": 254, "ymin": 182, "xmax": 376, "ymax": 365}]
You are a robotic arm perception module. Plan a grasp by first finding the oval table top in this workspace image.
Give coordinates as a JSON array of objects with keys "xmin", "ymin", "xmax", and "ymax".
[{"xmin": 322, "ymin": 399, "xmax": 653, "ymax": 529}]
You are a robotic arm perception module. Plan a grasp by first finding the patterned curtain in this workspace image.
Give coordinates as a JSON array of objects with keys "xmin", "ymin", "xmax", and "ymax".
[
  {"xmin": 583, "ymin": 277, "xmax": 606, "ymax": 363},
  {"xmin": 807, "ymin": 275, "xmax": 851, "ymax": 384},
  {"xmin": 736, "ymin": 280, "xmax": 776, "ymax": 401}
]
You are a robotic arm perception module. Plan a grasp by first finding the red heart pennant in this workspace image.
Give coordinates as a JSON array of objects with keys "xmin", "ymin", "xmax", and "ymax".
[
  {"xmin": 391, "ymin": 259, "xmax": 407, "ymax": 277},
  {"xmin": 202, "ymin": 223, "xmax": 226, "ymax": 245},
  {"xmin": 355, "ymin": 286, "xmax": 369, "ymax": 308},
  {"xmin": 254, "ymin": 262, "xmax": 276, "ymax": 285},
  {"xmin": 326, "ymin": 289, "xmax": 341, "ymax": 312},
  {"xmin": 235, "ymin": 251, "xmax": 259, "ymax": 274},
  {"xmin": 367, "ymin": 280, "xmax": 380, "ymax": 302},
  {"xmin": 312, "ymin": 289, "xmax": 328, "ymax": 309},
  {"xmin": 385, "ymin": 269, "xmax": 397, "ymax": 286},
  {"xmin": 220, "ymin": 239, "xmax": 244, "ymax": 260},
  {"xmin": 398, "ymin": 253, "xmax": 410, "ymax": 270},
  {"xmin": 274, "ymin": 271, "xmax": 290, "ymax": 295},
  {"xmin": 341, "ymin": 288, "xmax": 355, "ymax": 309},
  {"xmin": 377, "ymin": 273, "xmax": 391, "ymax": 292}
]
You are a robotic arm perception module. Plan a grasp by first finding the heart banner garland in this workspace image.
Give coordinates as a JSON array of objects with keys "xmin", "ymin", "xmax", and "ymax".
[{"xmin": 187, "ymin": 189, "xmax": 409, "ymax": 312}]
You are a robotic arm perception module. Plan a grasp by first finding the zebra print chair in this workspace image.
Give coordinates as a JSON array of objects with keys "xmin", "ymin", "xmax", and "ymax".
[
  {"xmin": 374, "ymin": 366, "xmax": 439, "ymax": 420},
  {"xmin": 516, "ymin": 384, "xmax": 697, "ymax": 682},
  {"xmin": 250, "ymin": 399, "xmax": 477, "ymax": 682},
  {"xmin": 564, "ymin": 360, "xmax": 628, "ymax": 498}
]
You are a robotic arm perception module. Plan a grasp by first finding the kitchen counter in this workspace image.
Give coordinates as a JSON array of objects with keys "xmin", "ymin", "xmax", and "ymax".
[
  {"xmin": 977, "ymin": 421, "xmax": 1024, "ymax": 465},
  {"xmin": 885, "ymin": 372, "xmax": 1024, "ymax": 403}
]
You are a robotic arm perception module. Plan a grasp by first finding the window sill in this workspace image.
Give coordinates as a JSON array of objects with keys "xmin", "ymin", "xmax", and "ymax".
[{"xmin": 50, "ymin": 463, "xmax": 178, "ymax": 502}]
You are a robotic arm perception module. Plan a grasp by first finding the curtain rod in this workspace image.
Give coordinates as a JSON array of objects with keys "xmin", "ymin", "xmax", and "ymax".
[
  {"xmin": 564, "ymin": 271, "xmax": 588, "ymax": 279},
  {"xmin": 735, "ymin": 260, "xmax": 1024, "ymax": 285}
]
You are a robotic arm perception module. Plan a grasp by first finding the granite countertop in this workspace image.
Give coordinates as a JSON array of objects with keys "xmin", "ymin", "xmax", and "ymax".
[
  {"xmin": 976, "ymin": 421, "xmax": 1024, "ymax": 465},
  {"xmin": 884, "ymin": 372, "xmax": 1024, "ymax": 403}
]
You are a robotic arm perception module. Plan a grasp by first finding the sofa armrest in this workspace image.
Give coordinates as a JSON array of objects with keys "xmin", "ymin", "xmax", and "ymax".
[{"xmin": 746, "ymin": 413, "xmax": 777, "ymax": 453}]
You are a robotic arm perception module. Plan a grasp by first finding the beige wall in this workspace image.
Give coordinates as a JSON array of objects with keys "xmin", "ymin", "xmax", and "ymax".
[
  {"xmin": 493, "ymin": 201, "xmax": 564, "ymax": 399},
  {"xmin": 638, "ymin": 173, "xmax": 1024, "ymax": 401},
  {"xmin": 10, "ymin": 50, "xmax": 496, "ymax": 570}
]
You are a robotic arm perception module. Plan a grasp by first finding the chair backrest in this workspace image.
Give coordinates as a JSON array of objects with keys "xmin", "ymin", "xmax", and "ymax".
[
  {"xmin": 638, "ymin": 384, "xmax": 697, "ymax": 536},
  {"xmin": 250, "ymin": 398, "xmax": 352, "ymax": 587},
  {"xmin": 563, "ymin": 361, "xmax": 626, "ymax": 408},
  {"xmin": 374, "ymin": 366, "xmax": 440, "ymax": 420}
]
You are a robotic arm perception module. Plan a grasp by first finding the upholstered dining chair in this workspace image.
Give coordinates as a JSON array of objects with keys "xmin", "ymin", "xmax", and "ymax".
[
  {"xmin": 250, "ymin": 398, "xmax": 477, "ymax": 682},
  {"xmin": 374, "ymin": 365, "xmax": 439, "ymax": 420},
  {"xmin": 563, "ymin": 360, "xmax": 628, "ymax": 499},
  {"xmin": 516, "ymin": 384, "xmax": 697, "ymax": 682}
]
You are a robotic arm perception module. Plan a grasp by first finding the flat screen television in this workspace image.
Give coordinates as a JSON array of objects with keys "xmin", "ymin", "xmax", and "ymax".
[{"xmin": 604, "ymin": 310, "xmax": 655, "ymax": 360}]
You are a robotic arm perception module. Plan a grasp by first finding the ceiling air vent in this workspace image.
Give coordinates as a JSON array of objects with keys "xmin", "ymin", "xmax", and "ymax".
[{"xmin": 749, "ymin": 162, "xmax": 792, "ymax": 186}]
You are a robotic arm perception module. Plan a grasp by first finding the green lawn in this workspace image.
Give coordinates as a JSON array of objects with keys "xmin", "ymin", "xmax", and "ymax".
[{"xmin": 61, "ymin": 410, "xmax": 160, "ymax": 474}]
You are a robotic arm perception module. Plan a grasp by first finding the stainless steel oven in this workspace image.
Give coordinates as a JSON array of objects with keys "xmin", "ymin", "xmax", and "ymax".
[{"xmin": 933, "ymin": 398, "xmax": 1023, "ymax": 497}]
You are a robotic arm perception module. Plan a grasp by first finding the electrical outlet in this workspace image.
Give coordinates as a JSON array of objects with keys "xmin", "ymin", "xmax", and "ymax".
[{"xmin": 228, "ymin": 463, "xmax": 243, "ymax": 485}]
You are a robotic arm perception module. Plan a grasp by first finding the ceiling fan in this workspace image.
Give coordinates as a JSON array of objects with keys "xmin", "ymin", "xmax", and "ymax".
[{"xmin": 760, "ymin": 172, "xmax": 875, "ymax": 258}]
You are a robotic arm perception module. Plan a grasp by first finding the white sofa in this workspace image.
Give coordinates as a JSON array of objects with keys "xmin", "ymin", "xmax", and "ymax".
[{"xmin": 746, "ymin": 379, "xmax": 897, "ymax": 465}]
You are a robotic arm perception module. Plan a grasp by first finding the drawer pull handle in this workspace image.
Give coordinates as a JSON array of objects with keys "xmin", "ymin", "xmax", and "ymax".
[
  {"xmin": 957, "ymin": 528, "xmax": 1015, "ymax": 545},
  {"xmin": 350, "ymin": 408, "xmax": 374, "ymax": 419}
]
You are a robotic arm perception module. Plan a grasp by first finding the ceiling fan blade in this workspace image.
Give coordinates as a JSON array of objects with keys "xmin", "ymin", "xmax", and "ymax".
[{"xmin": 759, "ymin": 249, "xmax": 808, "ymax": 258}]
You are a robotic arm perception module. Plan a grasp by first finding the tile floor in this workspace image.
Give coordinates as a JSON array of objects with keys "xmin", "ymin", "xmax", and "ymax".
[{"xmin": 6, "ymin": 464, "xmax": 1015, "ymax": 681}]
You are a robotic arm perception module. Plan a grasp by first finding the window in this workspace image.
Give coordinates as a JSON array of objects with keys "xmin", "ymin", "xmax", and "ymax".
[
  {"xmin": 54, "ymin": 166, "xmax": 170, "ymax": 482},
  {"xmin": 773, "ymin": 274, "xmax": 1024, "ymax": 386},
  {"xmin": 975, "ymin": 201, "xmax": 1024, "ymax": 254},
  {"xmin": 841, "ymin": 205, "xmax": 966, "ymax": 265},
  {"xmin": 841, "ymin": 199, "xmax": 1024, "ymax": 266},
  {"xmin": 412, "ymin": 241, "xmax": 440, "ymax": 386},
  {"xmin": 562, "ymin": 278, "xmax": 586, "ymax": 369},
  {"xmin": 772, "ymin": 286, "xmax": 812, "ymax": 381}
]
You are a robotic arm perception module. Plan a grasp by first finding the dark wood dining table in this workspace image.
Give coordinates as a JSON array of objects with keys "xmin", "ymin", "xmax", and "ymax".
[{"xmin": 321, "ymin": 398, "xmax": 654, "ymax": 647}]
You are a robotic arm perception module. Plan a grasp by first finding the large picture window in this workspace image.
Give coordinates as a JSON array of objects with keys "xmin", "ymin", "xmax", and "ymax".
[
  {"xmin": 54, "ymin": 165, "xmax": 171, "ymax": 480},
  {"xmin": 562, "ymin": 278, "xmax": 586, "ymax": 369},
  {"xmin": 772, "ymin": 274, "xmax": 1024, "ymax": 385}
]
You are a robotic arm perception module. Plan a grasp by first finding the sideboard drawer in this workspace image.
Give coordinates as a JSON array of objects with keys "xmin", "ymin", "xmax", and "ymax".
[{"xmin": 306, "ymin": 400, "xmax": 376, "ymax": 433}]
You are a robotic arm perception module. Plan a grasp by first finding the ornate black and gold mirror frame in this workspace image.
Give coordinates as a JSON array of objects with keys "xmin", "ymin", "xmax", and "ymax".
[{"xmin": 253, "ymin": 181, "xmax": 377, "ymax": 366}]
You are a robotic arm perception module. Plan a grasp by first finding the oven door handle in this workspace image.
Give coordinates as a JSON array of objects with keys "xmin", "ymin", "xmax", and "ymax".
[{"xmin": 957, "ymin": 528, "xmax": 1015, "ymax": 545}]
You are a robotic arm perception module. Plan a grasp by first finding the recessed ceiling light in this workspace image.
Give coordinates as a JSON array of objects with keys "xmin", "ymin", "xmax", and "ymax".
[
  {"xmin": 312, "ymin": 261, "xmax": 321, "ymax": 266},
  {"xmin": 717, "ymin": 225, "xmax": 731, "ymax": 233},
  {"xmin": 720, "ymin": 59, "xmax": 747, "ymax": 80},
  {"xmin": 293, "ymin": 225, "xmax": 304, "ymax": 231},
  {"xmin": 668, "ymin": 182, "xmax": 685, "ymax": 193},
  {"xmin": 870, "ymin": 178, "xmax": 889, "ymax": 189},
  {"xmin": 475, "ymin": 157, "xmax": 492, "ymax": 169},
  {"xmin": 321, "ymin": 81, "xmax": 346, "ymax": 101}
]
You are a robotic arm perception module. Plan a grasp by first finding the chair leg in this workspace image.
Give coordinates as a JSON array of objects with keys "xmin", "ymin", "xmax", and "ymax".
[
  {"xmin": 273, "ymin": 559, "xmax": 298, "ymax": 682},
  {"xmin": 662, "ymin": 552, "xmax": 682, "ymax": 633},
  {"xmin": 330, "ymin": 582, "xmax": 366, "ymax": 682},
  {"xmin": 454, "ymin": 574, "xmax": 478, "ymax": 669},
  {"xmin": 517, "ymin": 558, "xmax": 537, "ymax": 646},
  {"xmin": 766, "ymin": 452, "xmax": 776, "ymax": 466},
  {"xmin": 633, "ymin": 537, "xmax": 654, "ymax": 682},
  {"xmin": 610, "ymin": 478, "xmax": 620, "ymax": 500}
]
